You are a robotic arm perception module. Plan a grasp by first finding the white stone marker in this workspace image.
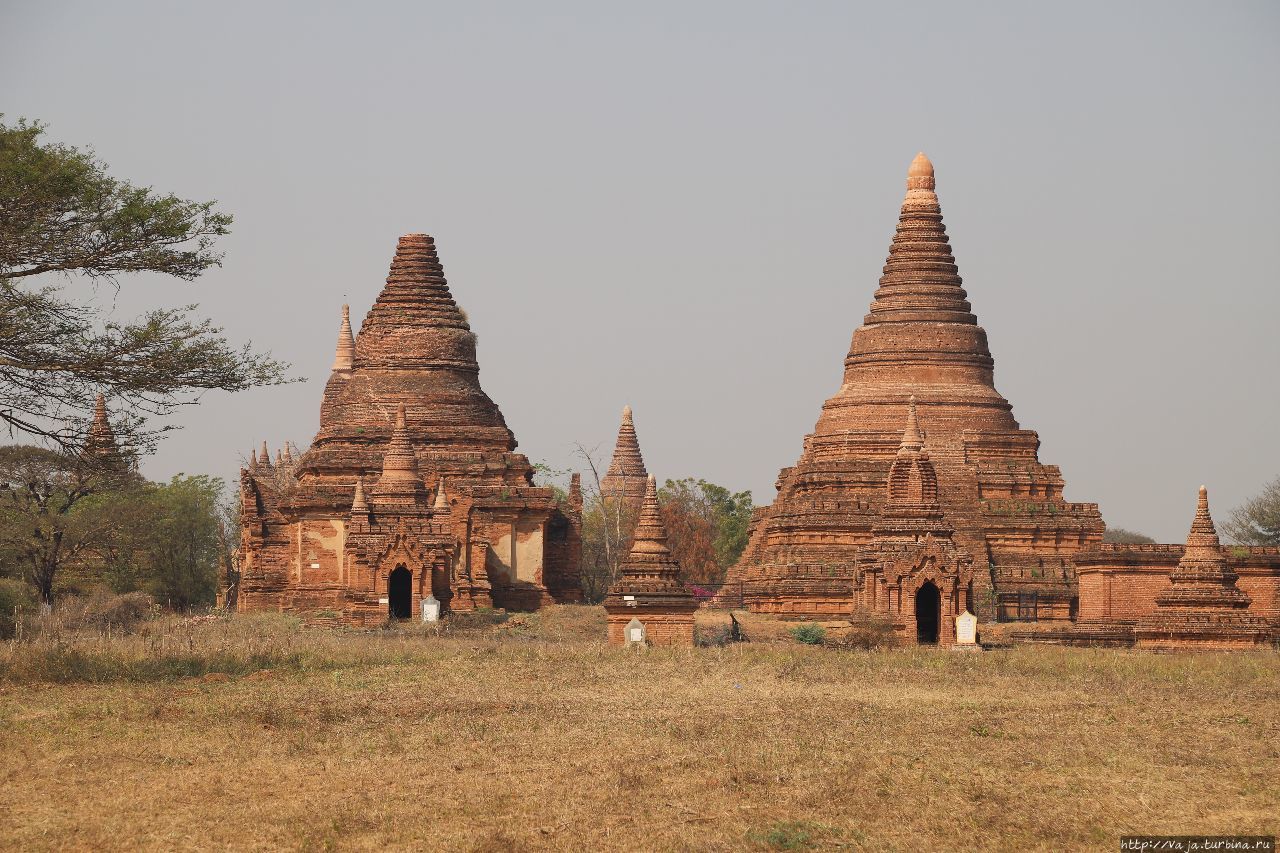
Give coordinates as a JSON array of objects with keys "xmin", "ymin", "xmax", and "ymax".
[
  {"xmin": 626, "ymin": 617, "xmax": 646, "ymax": 646},
  {"xmin": 421, "ymin": 594, "xmax": 441, "ymax": 623},
  {"xmin": 955, "ymin": 610, "xmax": 978, "ymax": 646}
]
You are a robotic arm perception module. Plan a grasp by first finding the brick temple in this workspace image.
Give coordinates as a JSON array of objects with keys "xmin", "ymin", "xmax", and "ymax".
[
  {"xmin": 604, "ymin": 475, "xmax": 697, "ymax": 646},
  {"xmin": 236, "ymin": 234, "xmax": 581, "ymax": 624},
  {"xmin": 719, "ymin": 153, "xmax": 1105, "ymax": 624}
]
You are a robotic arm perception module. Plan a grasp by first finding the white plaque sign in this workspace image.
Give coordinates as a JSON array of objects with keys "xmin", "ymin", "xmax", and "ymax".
[
  {"xmin": 421, "ymin": 595, "xmax": 441, "ymax": 623},
  {"xmin": 625, "ymin": 617, "xmax": 646, "ymax": 646},
  {"xmin": 955, "ymin": 610, "xmax": 977, "ymax": 646}
]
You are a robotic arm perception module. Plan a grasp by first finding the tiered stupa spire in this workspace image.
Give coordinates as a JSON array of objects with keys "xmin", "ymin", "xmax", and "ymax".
[
  {"xmin": 378, "ymin": 405, "xmax": 421, "ymax": 485},
  {"xmin": 332, "ymin": 305, "xmax": 355, "ymax": 372},
  {"xmin": 1135, "ymin": 486, "xmax": 1271, "ymax": 649},
  {"xmin": 602, "ymin": 405, "xmax": 648, "ymax": 503},
  {"xmin": 612, "ymin": 476, "xmax": 688, "ymax": 594},
  {"xmin": 301, "ymin": 233, "xmax": 515, "ymax": 470},
  {"xmin": 1154, "ymin": 487, "xmax": 1250, "ymax": 610},
  {"xmin": 83, "ymin": 394, "xmax": 121, "ymax": 460},
  {"xmin": 817, "ymin": 152, "xmax": 1017, "ymax": 434},
  {"xmin": 873, "ymin": 396, "xmax": 953, "ymax": 542},
  {"xmin": 350, "ymin": 478, "xmax": 369, "ymax": 518}
]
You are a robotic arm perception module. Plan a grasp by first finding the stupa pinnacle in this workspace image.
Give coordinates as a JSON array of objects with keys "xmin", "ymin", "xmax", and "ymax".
[{"xmin": 602, "ymin": 404, "xmax": 649, "ymax": 504}]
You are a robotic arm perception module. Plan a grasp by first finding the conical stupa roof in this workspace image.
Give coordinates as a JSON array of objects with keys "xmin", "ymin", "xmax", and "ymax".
[
  {"xmin": 84, "ymin": 394, "xmax": 120, "ymax": 459},
  {"xmin": 602, "ymin": 405, "xmax": 648, "ymax": 501},
  {"xmin": 307, "ymin": 234, "xmax": 515, "ymax": 456},
  {"xmin": 378, "ymin": 405, "xmax": 421, "ymax": 484},
  {"xmin": 331, "ymin": 304, "xmax": 355, "ymax": 372},
  {"xmin": 816, "ymin": 153, "xmax": 1018, "ymax": 436},
  {"xmin": 608, "ymin": 476, "xmax": 693, "ymax": 599}
]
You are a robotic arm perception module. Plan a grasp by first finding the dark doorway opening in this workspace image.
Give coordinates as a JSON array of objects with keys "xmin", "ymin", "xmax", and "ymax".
[
  {"xmin": 915, "ymin": 582, "xmax": 941, "ymax": 644},
  {"xmin": 389, "ymin": 565, "xmax": 412, "ymax": 619}
]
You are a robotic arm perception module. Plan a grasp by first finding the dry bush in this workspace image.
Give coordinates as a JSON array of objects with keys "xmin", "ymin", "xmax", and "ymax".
[
  {"xmin": 61, "ymin": 591, "xmax": 155, "ymax": 634},
  {"xmin": 823, "ymin": 613, "xmax": 897, "ymax": 650}
]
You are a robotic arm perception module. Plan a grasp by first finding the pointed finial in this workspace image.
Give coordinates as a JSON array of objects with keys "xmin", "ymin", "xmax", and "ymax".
[
  {"xmin": 1183, "ymin": 483, "xmax": 1223, "ymax": 555},
  {"xmin": 899, "ymin": 395, "xmax": 924, "ymax": 452},
  {"xmin": 434, "ymin": 476, "xmax": 449, "ymax": 511},
  {"xmin": 351, "ymin": 478, "xmax": 368, "ymax": 515},
  {"xmin": 93, "ymin": 393, "xmax": 108, "ymax": 420},
  {"xmin": 332, "ymin": 304, "xmax": 356, "ymax": 372},
  {"xmin": 259, "ymin": 441, "xmax": 271, "ymax": 466},
  {"xmin": 248, "ymin": 447, "xmax": 258, "ymax": 471},
  {"xmin": 378, "ymin": 403, "xmax": 420, "ymax": 484},
  {"xmin": 282, "ymin": 443, "xmax": 294, "ymax": 465},
  {"xmin": 622, "ymin": 404, "xmax": 633, "ymax": 423},
  {"xmin": 907, "ymin": 152, "xmax": 935, "ymax": 190}
]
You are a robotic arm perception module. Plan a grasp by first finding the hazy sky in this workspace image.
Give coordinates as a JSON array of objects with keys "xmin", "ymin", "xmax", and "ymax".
[{"xmin": 3, "ymin": 1, "xmax": 1277, "ymax": 542}]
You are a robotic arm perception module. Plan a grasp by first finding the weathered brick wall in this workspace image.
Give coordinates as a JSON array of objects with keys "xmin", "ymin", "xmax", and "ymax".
[
  {"xmin": 1078, "ymin": 544, "xmax": 1280, "ymax": 621},
  {"xmin": 607, "ymin": 611, "xmax": 695, "ymax": 647}
]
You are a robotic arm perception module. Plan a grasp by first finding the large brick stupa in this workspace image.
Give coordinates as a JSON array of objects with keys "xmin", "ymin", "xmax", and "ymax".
[
  {"xmin": 237, "ymin": 234, "xmax": 581, "ymax": 623},
  {"xmin": 720, "ymin": 154, "xmax": 1104, "ymax": 622}
]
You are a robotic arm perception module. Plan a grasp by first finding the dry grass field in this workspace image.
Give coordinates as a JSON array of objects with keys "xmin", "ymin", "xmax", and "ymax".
[{"xmin": 1, "ymin": 605, "xmax": 1278, "ymax": 852}]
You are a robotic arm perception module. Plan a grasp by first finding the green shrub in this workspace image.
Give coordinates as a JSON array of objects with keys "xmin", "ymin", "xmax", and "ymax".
[{"xmin": 788, "ymin": 624, "xmax": 825, "ymax": 645}]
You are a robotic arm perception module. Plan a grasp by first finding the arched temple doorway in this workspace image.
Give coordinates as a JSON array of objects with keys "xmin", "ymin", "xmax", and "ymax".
[
  {"xmin": 388, "ymin": 565, "xmax": 412, "ymax": 619},
  {"xmin": 915, "ymin": 581, "xmax": 941, "ymax": 644}
]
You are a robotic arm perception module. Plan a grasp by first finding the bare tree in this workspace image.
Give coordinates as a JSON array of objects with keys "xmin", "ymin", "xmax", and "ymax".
[
  {"xmin": 1223, "ymin": 476, "xmax": 1280, "ymax": 546},
  {"xmin": 573, "ymin": 443, "xmax": 637, "ymax": 604}
]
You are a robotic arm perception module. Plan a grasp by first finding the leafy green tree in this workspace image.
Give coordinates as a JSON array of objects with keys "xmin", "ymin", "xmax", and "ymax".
[
  {"xmin": 658, "ymin": 478, "xmax": 753, "ymax": 587},
  {"xmin": 1223, "ymin": 477, "xmax": 1280, "ymax": 546},
  {"xmin": 0, "ymin": 117, "xmax": 292, "ymax": 452},
  {"xmin": 0, "ymin": 444, "xmax": 139, "ymax": 606},
  {"xmin": 135, "ymin": 475, "xmax": 225, "ymax": 610}
]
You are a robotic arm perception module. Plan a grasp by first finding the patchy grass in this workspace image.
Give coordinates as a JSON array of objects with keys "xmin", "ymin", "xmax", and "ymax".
[{"xmin": 1, "ymin": 605, "xmax": 1277, "ymax": 851}]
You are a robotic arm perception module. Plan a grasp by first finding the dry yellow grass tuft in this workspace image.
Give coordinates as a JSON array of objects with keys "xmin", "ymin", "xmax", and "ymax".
[{"xmin": 1, "ymin": 605, "xmax": 1277, "ymax": 851}]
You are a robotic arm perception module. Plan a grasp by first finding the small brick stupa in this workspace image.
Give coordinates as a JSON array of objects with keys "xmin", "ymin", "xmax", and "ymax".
[
  {"xmin": 853, "ymin": 398, "xmax": 975, "ymax": 644},
  {"xmin": 1134, "ymin": 487, "xmax": 1273, "ymax": 650},
  {"xmin": 604, "ymin": 475, "xmax": 697, "ymax": 646},
  {"xmin": 237, "ymin": 234, "xmax": 581, "ymax": 624},
  {"xmin": 719, "ymin": 154, "xmax": 1103, "ymax": 620},
  {"xmin": 601, "ymin": 405, "xmax": 648, "ymax": 506},
  {"xmin": 83, "ymin": 394, "xmax": 126, "ymax": 467}
]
